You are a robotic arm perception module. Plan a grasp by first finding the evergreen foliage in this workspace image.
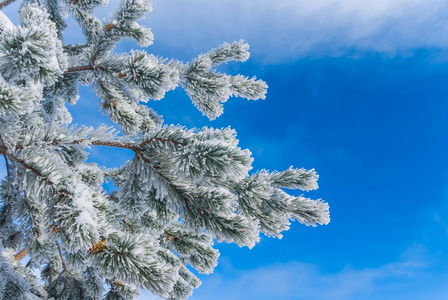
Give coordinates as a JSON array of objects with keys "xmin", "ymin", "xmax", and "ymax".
[{"xmin": 0, "ymin": 0, "xmax": 330, "ymax": 298}]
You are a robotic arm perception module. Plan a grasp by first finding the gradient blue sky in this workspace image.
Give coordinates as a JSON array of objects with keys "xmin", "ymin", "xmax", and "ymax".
[{"xmin": 4, "ymin": 0, "xmax": 448, "ymax": 299}]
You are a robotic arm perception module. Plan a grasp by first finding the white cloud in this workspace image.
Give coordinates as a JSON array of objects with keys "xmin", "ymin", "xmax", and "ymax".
[
  {"xmin": 137, "ymin": 244, "xmax": 448, "ymax": 300},
  {"xmin": 177, "ymin": 244, "xmax": 448, "ymax": 300},
  {"xmin": 5, "ymin": 0, "xmax": 448, "ymax": 61},
  {"xmin": 146, "ymin": 0, "xmax": 448, "ymax": 62}
]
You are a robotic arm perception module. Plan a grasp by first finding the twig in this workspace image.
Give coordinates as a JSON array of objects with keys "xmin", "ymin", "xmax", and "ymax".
[
  {"xmin": 1, "ymin": 136, "xmax": 183, "ymax": 188},
  {"xmin": 139, "ymin": 138, "xmax": 184, "ymax": 148},
  {"xmin": 70, "ymin": 137, "xmax": 182, "ymax": 149},
  {"xmin": 0, "ymin": 148, "xmax": 54, "ymax": 186},
  {"xmin": 134, "ymin": 151, "xmax": 192, "ymax": 209},
  {"xmin": 56, "ymin": 241, "xmax": 68, "ymax": 273},
  {"xmin": 122, "ymin": 219, "xmax": 134, "ymax": 233},
  {"xmin": 65, "ymin": 65, "xmax": 94, "ymax": 73},
  {"xmin": 164, "ymin": 230, "xmax": 190, "ymax": 241},
  {"xmin": 26, "ymin": 258, "xmax": 34, "ymax": 269},
  {"xmin": 64, "ymin": 64, "xmax": 110, "ymax": 75},
  {"xmin": 3, "ymin": 153, "xmax": 10, "ymax": 179}
]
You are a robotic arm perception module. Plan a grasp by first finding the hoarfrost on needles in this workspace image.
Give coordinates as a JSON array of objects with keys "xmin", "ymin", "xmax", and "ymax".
[{"xmin": 0, "ymin": 0, "xmax": 329, "ymax": 299}]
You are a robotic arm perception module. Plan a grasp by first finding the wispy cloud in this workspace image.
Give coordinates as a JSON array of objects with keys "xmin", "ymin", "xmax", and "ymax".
[
  {"xmin": 182, "ymin": 244, "xmax": 447, "ymax": 300},
  {"xmin": 146, "ymin": 0, "xmax": 448, "ymax": 62},
  {"xmin": 5, "ymin": 1, "xmax": 448, "ymax": 61}
]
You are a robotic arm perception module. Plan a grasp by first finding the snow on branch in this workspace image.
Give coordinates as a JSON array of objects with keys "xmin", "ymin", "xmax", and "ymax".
[{"xmin": 0, "ymin": 0, "xmax": 329, "ymax": 299}]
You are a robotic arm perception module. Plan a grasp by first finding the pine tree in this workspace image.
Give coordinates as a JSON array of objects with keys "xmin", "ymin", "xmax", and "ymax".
[{"xmin": 0, "ymin": 0, "xmax": 330, "ymax": 299}]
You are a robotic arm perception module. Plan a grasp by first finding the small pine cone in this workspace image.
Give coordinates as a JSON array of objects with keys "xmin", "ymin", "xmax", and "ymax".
[
  {"xmin": 14, "ymin": 248, "xmax": 28, "ymax": 261},
  {"xmin": 49, "ymin": 224, "xmax": 63, "ymax": 232},
  {"xmin": 89, "ymin": 239, "xmax": 107, "ymax": 253},
  {"xmin": 34, "ymin": 229, "xmax": 42, "ymax": 238},
  {"xmin": 104, "ymin": 23, "xmax": 114, "ymax": 31},
  {"xmin": 165, "ymin": 235, "xmax": 175, "ymax": 242},
  {"xmin": 102, "ymin": 99, "xmax": 117, "ymax": 109},
  {"xmin": 117, "ymin": 73, "xmax": 127, "ymax": 79}
]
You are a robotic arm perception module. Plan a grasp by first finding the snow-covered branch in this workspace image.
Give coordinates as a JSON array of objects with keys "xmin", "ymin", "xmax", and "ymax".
[{"xmin": 0, "ymin": 0, "xmax": 329, "ymax": 298}]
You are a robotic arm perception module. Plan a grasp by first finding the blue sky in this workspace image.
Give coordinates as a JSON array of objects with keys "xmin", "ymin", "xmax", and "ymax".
[
  {"xmin": 141, "ymin": 1, "xmax": 448, "ymax": 298},
  {"xmin": 141, "ymin": 1, "xmax": 448, "ymax": 299},
  {"xmin": 4, "ymin": 0, "xmax": 448, "ymax": 299}
]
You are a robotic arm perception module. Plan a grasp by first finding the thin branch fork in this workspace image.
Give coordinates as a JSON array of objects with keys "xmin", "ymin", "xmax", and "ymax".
[
  {"xmin": 1, "ymin": 136, "xmax": 181, "ymax": 187},
  {"xmin": 122, "ymin": 219, "xmax": 134, "ymax": 233},
  {"xmin": 3, "ymin": 153, "xmax": 10, "ymax": 179},
  {"xmin": 2, "ymin": 136, "xmax": 190, "ymax": 206},
  {"xmin": 56, "ymin": 241, "xmax": 69, "ymax": 273},
  {"xmin": 132, "ymin": 148, "xmax": 193, "ymax": 209},
  {"xmin": 91, "ymin": 140, "xmax": 193, "ymax": 209},
  {"xmin": 164, "ymin": 230, "xmax": 190, "ymax": 241}
]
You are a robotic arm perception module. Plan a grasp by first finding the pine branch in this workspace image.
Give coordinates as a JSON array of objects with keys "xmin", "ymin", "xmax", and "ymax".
[
  {"xmin": 164, "ymin": 231, "xmax": 189, "ymax": 241},
  {"xmin": 0, "ymin": 0, "xmax": 16, "ymax": 10},
  {"xmin": 3, "ymin": 153, "xmax": 10, "ymax": 179},
  {"xmin": 65, "ymin": 65, "xmax": 94, "ymax": 73},
  {"xmin": 4, "ymin": 137, "xmax": 183, "ymax": 186},
  {"xmin": 56, "ymin": 241, "xmax": 69, "ymax": 273},
  {"xmin": 72, "ymin": 137, "xmax": 183, "ymax": 150},
  {"xmin": 139, "ymin": 138, "xmax": 183, "ymax": 148},
  {"xmin": 130, "ymin": 150, "xmax": 193, "ymax": 211},
  {"xmin": 76, "ymin": 140, "xmax": 140, "ymax": 151},
  {"xmin": 122, "ymin": 219, "xmax": 135, "ymax": 233},
  {"xmin": 0, "ymin": 145, "xmax": 54, "ymax": 185},
  {"xmin": 11, "ymin": 136, "xmax": 183, "ymax": 153},
  {"xmin": 64, "ymin": 64, "xmax": 113, "ymax": 74},
  {"xmin": 0, "ymin": 1, "xmax": 328, "ymax": 297},
  {"xmin": 64, "ymin": 64, "xmax": 114, "ymax": 75},
  {"xmin": 25, "ymin": 259, "xmax": 34, "ymax": 269},
  {"xmin": 132, "ymin": 151, "xmax": 177, "ymax": 192}
]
